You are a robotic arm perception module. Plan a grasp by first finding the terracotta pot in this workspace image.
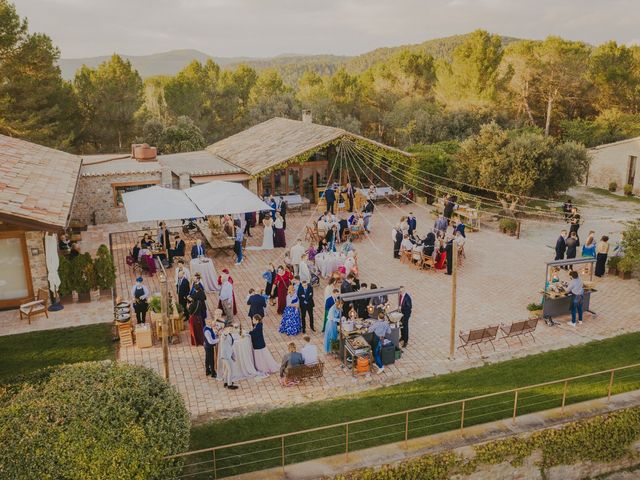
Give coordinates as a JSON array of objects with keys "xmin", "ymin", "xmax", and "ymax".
[
  {"xmin": 619, "ymin": 271, "xmax": 632, "ymax": 280},
  {"xmin": 608, "ymin": 267, "xmax": 618, "ymax": 276}
]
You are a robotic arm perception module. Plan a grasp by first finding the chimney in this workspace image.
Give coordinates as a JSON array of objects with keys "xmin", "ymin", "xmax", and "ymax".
[
  {"xmin": 302, "ymin": 110, "xmax": 313, "ymax": 124},
  {"xmin": 131, "ymin": 143, "xmax": 157, "ymax": 162}
]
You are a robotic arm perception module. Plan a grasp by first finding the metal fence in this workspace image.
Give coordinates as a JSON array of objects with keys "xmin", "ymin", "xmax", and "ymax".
[{"xmin": 166, "ymin": 362, "xmax": 640, "ymax": 479}]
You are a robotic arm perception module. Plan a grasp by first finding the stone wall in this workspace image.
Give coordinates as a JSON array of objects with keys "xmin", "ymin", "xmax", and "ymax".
[
  {"xmin": 71, "ymin": 173, "xmax": 162, "ymax": 225},
  {"xmin": 24, "ymin": 231, "xmax": 47, "ymax": 293},
  {"xmin": 588, "ymin": 140, "xmax": 640, "ymax": 194}
]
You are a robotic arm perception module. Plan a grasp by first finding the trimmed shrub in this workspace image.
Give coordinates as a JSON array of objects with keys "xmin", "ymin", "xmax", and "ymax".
[
  {"xmin": 57, "ymin": 254, "xmax": 73, "ymax": 296},
  {"xmin": 0, "ymin": 361, "xmax": 190, "ymax": 479},
  {"xmin": 70, "ymin": 252, "xmax": 95, "ymax": 293},
  {"xmin": 94, "ymin": 244, "xmax": 116, "ymax": 291},
  {"xmin": 499, "ymin": 217, "xmax": 518, "ymax": 233},
  {"xmin": 608, "ymin": 181, "xmax": 618, "ymax": 192}
]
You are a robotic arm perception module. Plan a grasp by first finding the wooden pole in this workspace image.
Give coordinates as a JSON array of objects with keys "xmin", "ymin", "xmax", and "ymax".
[
  {"xmin": 449, "ymin": 240, "xmax": 457, "ymax": 359},
  {"xmin": 159, "ymin": 271, "xmax": 170, "ymax": 380}
]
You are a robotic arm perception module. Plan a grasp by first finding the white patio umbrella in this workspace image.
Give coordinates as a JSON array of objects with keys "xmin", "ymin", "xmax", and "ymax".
[
  {"xmin": 122, "ymin": 186, "xmax": 204, "ymax": 222},
  {"xmin": 185, "ymin": 181, "xmax": 273, "ymax": 216},
  {"xmin": 45, "ymin": 233, "xmax": 60, "ymax": 295}
]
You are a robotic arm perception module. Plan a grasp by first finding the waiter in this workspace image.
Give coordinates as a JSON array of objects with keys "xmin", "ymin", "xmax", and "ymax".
[{"xmin": 131, "ymin": 277, "xmax": 150, "ymax": 324}]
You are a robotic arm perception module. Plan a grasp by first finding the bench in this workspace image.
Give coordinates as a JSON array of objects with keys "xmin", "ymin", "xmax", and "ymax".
[
  {"xmin": 284, "ymin": 361, "xmax": 324, "ymax": 384},
  {"xmin": 458, "ymin": 325, "xmax": 499, "ymax": 357},
  {"xmin": 500, "ymin": 318, "xmax": 539, "ymax": 346}
]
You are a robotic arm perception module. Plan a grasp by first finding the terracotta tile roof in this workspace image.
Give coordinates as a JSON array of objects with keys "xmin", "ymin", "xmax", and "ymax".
[
  {"xmin": 80, "ymin": 155, "xmax": 163, "ymax": 176},
  {"xmin": 0, "ymin": 134, "xmax": 82, "ymax": 229},
  {"xmin": 157, "ymin": 150, "xmax": 244, "ymax": 175},
  {"xmin": 206, "ymin": 117, "xmax": 411, "ymax": 176}
]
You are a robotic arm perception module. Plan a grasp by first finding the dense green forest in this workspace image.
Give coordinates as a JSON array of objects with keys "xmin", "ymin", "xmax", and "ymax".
[{"xmin": 2, "ymin": 0, "xmax": 640, "ymax": 160}]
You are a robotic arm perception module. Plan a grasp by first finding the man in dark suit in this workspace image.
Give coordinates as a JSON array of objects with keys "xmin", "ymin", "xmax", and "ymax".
[
  {"xmin": 279, "ymin": 199, "xmax": 288, "ymax": 230},
  {"xmin": 555, "ymin": 230, "xmax": 568, "ymax": 261},
  {"xmin": 176, "ymin": 270, "xmax": 190, "ymax": 320},
  {"xmin": 399, "ymin": 286, "xmax": 412, "ymax": 348},
  {"xmin": 168, "ymin": 234, "xmax": 186, "ymax": 265},
  {"xmin": 445, "ymin": 236, "xmax": 454, "ymax": 275},
  {"xmin": 246, "ymin": 288, "xmax": 267, "ymax": 320},
  {"xmin": 345, "ymin": 182, "xmax": 355, "ymax": 212},
  {"xmin": 408, "ymin": 213, "xmax": 417, "ymax": 236},
  {"xmin": 340, "ymin": 273, "xmax": 355, "ymax": 317},
  {"xmin": 191, "ymin": 239, "xmax": 206, "ymax": 259},
  {"xmin": 324, "ymin": 186, "xmax": 336, "ymax": 214},
  {"xmin": 298, "ymin": 279, "xmax": 315, "ymax": 333},
  {"xmin": 244, "ymin": 212, "xmax": 254, "ymax": 237}
]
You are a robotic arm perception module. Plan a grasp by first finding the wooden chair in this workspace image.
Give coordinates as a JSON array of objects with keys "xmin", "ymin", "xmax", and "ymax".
[
  {"xmin": 411, "ymin": 250, "xmax": 422, "ymax": 268},
  {"xmin": 305, "ymin": 226, "xmax": 319, "ymax": 243},
  {"xmin": 19, "ymin": 288, "xmax": 49, "ymax": 324},
  {"xmin": 400, "ymin": 249, "xmax": 413, "ymax": 264},
  {"xmin": 421, "ymin": 253, "xmax": 436, "ymax": 271},
  {"xmin": 350, "ymin": 225, "xmax": 364, "ymax": 241}
]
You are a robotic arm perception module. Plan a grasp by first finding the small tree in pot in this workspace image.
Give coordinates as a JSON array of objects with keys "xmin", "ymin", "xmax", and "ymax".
[
  {"xmin": 607, "ymin": 256, "xmax": 621, "ymax": 275},
  {"xmin": 94, "ymin": 244, "xmax": 116, "ymax": 298},
  {"xmin": 71, "ymin": 253, "xmax": 95, "ymax": 302},
  {"xmin": 618, "ymin": 256, "xmax": 634, "ymax": 280},
  {"xmin": 57, "ymin": 255, "xmax": 73, "ymax": 304}
]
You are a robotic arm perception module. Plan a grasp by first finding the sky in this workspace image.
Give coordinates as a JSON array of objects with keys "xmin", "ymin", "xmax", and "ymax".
[{"xmin": 13, "ymin": 0, "xmax": 640, "ymax": 59}]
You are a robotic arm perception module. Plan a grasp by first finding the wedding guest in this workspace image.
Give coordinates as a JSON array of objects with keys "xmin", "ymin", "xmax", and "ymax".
[
  {"xmin": 298, "ymin": 279, "xmax": 315, "ymax": 333},
  {"xmin": 58, "ymin": 234, "xmax": 71, "ymax": 251},
  {"xmin": 279, "ymin": 343, "xmax": 304, "ymax": 386},
  {"xmin": 247, "ymin": 288, "xmax": 267, "ymax": 320},
  {"xmin": 263, "ymin": 263, "xmax": 277, "ymax": 306},
  {"xmin": 176, "ymin": 270, "xmax": 190, "ymax": 321},
  {"xmin": 581, "ymin": 231, "xmax": 596, "ymax": 258},
  {"xmin": 234, "ymin": 224, "xmax": 244, "ymax": 265},
  {"xmin": 323, "ymin": 299, "xmax": 343, "ymax": 353},
  {"xmin": 203, "ymin": 317, "xmax": 219, "ymax": 378},
  {"xmin": 274, "ymin": 213, "xmax": 286, "ymax": 248},
  {"xmin": 217, "ymin": 269, "xmax": 237, "ymax": 315},
  {"xmin": 191, "ymin": 238, "xmax": 206, "ymax": 258},
  {"xmin": 187, "ymin": 283, "xmax": 206, "ymax": 346},
  {"xmin": 279, "ymin": 285, "xmax": 302, "ymax": 336},
  {"xmin": 324, "ymin": 185, "xmax": 336, "ymax": 214},
  {"xmin": 290, "ymin": 239, "xmax": 305, "ymax": 275},
  {"xmin": 274, "ymin": 265, "xmax": 293, "ymax": 314},
  {"xmin": 219, "ymin": 274, "xmax": 235, "ymax": 322},
  {"xmin": 249, "ymin": 315, "xmax": 280, "ymax": 374},
  {"xmin": 280, "ymin": 199, "xmax": 288, "ymax": 230},
  {"xmin": 565, "ymin": 231, "xmax": 579, "ymax": 269},
  {"xmin": 398, "ymin": 286, "xmax": 412, "ymax": 348},
  {"xmin": 323, "ymin": 288, "xmax": 338, "ymax": 333},
  {"xmin": 219, "ymin": 327, "xmax": 239, "ymax": 389},
  {"xmin": 168, "ymin": 234, "xmax": 185, "ymax": 265},
  {"xmin": 595, "ymin": 235, "xmax": 610, "ymax": 277},
  {"xmin": 345, "ymin": 182, "xmax": 355, "ymax": 212},
  {"xmin": 300, "ymin": 335, "xmax": 318, "ymax": 365},
  {"xmin": 555, "ymin": 230, "xmax": 567, "ymax": 262},
  {"xmin": 174, "ymin": 258, "xmax": 191, "ymax": 284}
]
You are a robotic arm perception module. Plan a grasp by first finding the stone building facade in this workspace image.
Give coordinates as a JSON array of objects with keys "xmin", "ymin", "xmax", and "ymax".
[{"xmin": 588, "ymin": 137, "xmax": 640, "ymax": 195}]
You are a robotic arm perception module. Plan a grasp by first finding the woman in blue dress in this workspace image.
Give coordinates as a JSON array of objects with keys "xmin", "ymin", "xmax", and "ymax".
[
  {"xmin": 324, "ymin": 299, "xmax": 344, "ymax": 353},
  {"xmin": 581, "ymin": 231, "xmax": 596, "ymax": 258},
  {"xmin": 279, "ymin": 285, "xmax": 302, "ymax": 336}
]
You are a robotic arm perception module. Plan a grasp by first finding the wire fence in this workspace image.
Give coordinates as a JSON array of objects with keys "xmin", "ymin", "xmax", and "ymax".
[{"xmin": 166, "ymin": 363, "xmax": 640, "ymax": 479}]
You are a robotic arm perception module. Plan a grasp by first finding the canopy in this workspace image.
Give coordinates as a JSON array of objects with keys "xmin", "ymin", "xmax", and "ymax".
[
  {"xmin": 45, "ymin": 233, "xmax": 60, "ymax": 295},
  {"xmin": 122, "ymin": 186, "xmax": 204, "ymax": 222},
  {"xmin": 185, "ymin": 180, "xmax": 273, "ymax": 216}
]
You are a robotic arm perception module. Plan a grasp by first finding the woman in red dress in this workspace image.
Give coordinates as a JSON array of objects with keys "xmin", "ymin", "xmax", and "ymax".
[
  {"xmin": 274, "ymin": 266, "xmax": 293, "ymax": 314},
  {"xmin": 435, "ymin": 242, "xmax": 447, "ymax": 270},
  {"xmin": 217, "ymin": 268, "xmax": 238, "ymax": 315}
]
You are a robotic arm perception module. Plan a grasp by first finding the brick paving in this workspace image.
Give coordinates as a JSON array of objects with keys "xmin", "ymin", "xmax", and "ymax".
[{"xmin": 105, "ymin": 195, "xmax": 640, "ymax": 421}]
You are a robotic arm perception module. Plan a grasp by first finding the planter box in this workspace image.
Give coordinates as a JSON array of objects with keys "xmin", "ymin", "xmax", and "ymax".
[
  {"xmin": 59, "ymin": 294, "xmax": 73, "ymax": 305},
  {"xmin": 77, "ymin": 291, "xmax": 91, "ymax": 303}
]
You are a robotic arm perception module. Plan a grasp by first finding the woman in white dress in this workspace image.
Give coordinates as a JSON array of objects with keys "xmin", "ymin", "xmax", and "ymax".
[{"xmin": 261, "ymin": 216, "xmax": 274, "ymax": 250}]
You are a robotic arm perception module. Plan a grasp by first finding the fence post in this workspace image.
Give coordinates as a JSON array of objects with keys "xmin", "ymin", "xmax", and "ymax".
[
  {"xmin": 212, "ymin": 449, "xmax": 217, "ymax": 480},
  {"xmin": 561, "ymin": 380, "xmax": 568, "ymax": 412},
  {"xmin": 512, "ymin": 390, "xmax": 519, "ymax": 424},
  {"xmin": 608, "ymin": 370, "xmax": 615, "ymax": 402},
  {"xmin": 404, "ymin": 412, "xmax": 409, "ymax": 448},
  {"xmin": 460, "ymin": 401, "xmax": 466, "ymax": 431},
  {"xmin": 281, "ymin": 436, "xmax": 285, "ymax": 475},
  {"xmin": 345, "ymin": 424, "xmax": 349, "ymax": 462}
]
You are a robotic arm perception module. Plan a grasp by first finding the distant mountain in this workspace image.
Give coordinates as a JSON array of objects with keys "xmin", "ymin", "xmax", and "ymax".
[{"xmin": 58, "ymin": 34, "xmax": 523, "ymax": 83}]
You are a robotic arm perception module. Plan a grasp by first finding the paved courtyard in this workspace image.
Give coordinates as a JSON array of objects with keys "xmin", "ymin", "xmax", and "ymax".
[{"xmin": 105, "ymin": 189, "xmax": 640, "ymax": 421}]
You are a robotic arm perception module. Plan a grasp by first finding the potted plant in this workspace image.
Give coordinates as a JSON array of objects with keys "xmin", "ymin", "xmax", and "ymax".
[
  {"xmin": 527, "ymin": 302, "xmax": 543, "ymax": 318},
  {"xmin": 57, "ymin": 255, "xmax": 73, "ymax": 304},
  {"xmin": 71, "ymin": 252, "xmax": 95, "ymax": 303},
  {"xmin": 499, "ymin": 217, "xmax": 518, "ymax": 236},
  {"xmin": 618, "ymin": 256, "xmax": 634, "ymax": 280},
  {"xmin": 624, "ymin": 183, "xmax": 634, "ymax": 196},
  {"xmin": 609, "ymin": 181, "xmax": 618, "ymax": 192},
  {"xmin": 607, "ymin": 256, "xmax": 621, "ymax": 275},
  {"xmin": 94, "ymin": 244, "xmax": 116, "ymax": 299}
]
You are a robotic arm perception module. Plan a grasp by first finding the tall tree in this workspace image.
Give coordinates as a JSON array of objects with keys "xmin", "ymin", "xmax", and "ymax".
[
  {"xmin": 248, "ymin": 69, "xmax": 297, "ymax": 123},
  {"xmin": 435, "ymin": 29, "xmax": 509, "ymax": 109},
  {"xmin": 589, "ymin": 41, "xmax": 640, "ymax": 114},
  {"xmin": 0, "ymin": 0, "xmax": 78, "ymax": 148},
  {"xmin": 74, "ymin": 54, "xmax": 143, "ymax": 151}
]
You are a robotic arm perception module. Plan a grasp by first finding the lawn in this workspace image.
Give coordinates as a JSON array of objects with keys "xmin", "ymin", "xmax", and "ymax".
[
  {"xmin": 586, "ymin": 187, "xmax": 640, "ymax": 204},
  {"xmin": 186, "ymin": 332, "xmax": 640, "ymax": 478},
  {"xmin": 0, "ymin": 323, "xmax": 115, "ymax": 384}
]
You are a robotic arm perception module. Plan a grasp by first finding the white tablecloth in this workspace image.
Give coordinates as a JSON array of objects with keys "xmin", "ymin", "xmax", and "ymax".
[
  {"xmin": 190, "ymin": 258, "xmax": 219, "ymax": 293},
  {"xmin": 315, "ymin": 252, "xmax": 346, "ymax": 278},
  {"xmin": 357, "ymin": 187, "xmax": 395, "ymax": 199}
]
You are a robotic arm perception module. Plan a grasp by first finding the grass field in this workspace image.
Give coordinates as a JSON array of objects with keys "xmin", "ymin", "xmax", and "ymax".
[
  {"xmin": 0, "ymin": 323, "xmax": 115, "ymax": 384},
  {"xmin": 186, "ymin": 332, "xmax": 640, "ymax": 478}
]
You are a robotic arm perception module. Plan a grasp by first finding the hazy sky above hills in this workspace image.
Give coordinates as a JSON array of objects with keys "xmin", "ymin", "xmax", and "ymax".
[{"xmin": 14, "ymin": 0, "xmax": 640, "ymax": 58}]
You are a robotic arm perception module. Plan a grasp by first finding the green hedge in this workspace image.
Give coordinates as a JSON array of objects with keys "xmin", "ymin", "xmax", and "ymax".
[
  {"xmin": 0, "ymin": 361, "xmax": 190, "ymax": 479},
  {"xmin": 333, "ymin": 407, "xmax": 640, "ymax": 479}
]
